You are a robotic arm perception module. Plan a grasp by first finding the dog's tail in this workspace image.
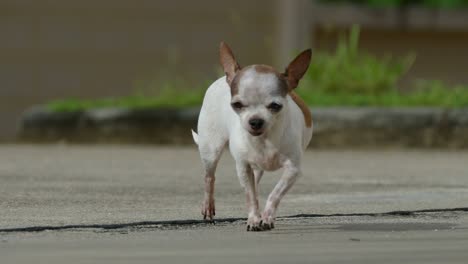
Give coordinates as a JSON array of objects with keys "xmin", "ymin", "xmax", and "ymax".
[{"xmin": 191, "ymin": 129, "xmax": 199, "ymax": 145}]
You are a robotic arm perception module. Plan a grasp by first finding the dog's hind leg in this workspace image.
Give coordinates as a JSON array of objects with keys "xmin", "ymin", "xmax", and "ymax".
[{"xmin": 196, "ymin": 133, "xmax": 227, "ymax": 220}]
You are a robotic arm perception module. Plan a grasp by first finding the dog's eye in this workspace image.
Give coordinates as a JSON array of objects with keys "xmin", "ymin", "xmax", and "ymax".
[
  {"xmin": 267, "ymin": 102, "xmax": 283, "ymax": 112},
  {"xmin": 231, "ymin": 101, "xmax": 244, "ymax": 110}
]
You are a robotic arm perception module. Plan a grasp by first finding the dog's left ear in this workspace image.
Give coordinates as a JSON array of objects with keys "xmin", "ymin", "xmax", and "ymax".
[
  {"xmin": 219, "ymin": 41, "xmax": 241, "ymax": 85},
  {"xmin": 284, "ymin": 49, "xmax": 312, "ymax": 90}
]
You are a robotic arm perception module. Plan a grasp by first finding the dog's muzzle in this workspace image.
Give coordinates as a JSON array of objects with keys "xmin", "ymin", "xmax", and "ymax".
[{"xmin": 248, "ymin": 118, "xmax": 265, "ymax": 136}]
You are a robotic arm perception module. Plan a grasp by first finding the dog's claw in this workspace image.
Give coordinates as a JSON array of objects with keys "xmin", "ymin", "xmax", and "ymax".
[
  {"xmin": 261, "ymin": 222, "xmax": 274, "ymax": 230},
  {"xmin": 261, "ymin": 213, "xmax": 275, "ymax": 230},
  {"xmin": 246, "ymin": 220, "xmax": 270, "ymax": 232},
  {"xmin": 247, "ymin": 216, "xmax": 267, "ymax": 232},
  {"xmin": 261, "ymin": 222, "xmax": 271, "ymax": 230},
  {"xmin": 202, "ymin": 211, "xmax": 214, "ymax": 220},
  {"xmin": 201, "ymin": 199, "xmax": 215, "ymax": 220},
  {"xmin": 247, "ymin": 225, "xmax": 261, "ymax": 231}
]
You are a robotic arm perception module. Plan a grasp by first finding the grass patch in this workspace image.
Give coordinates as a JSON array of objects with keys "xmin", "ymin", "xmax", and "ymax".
[
  {"xmin": 46, "ymin": 26, "xmax": 468, "ymax": 112},
  {"xmin": 47, "ymin": 88, "xmax": 205, "ymax": 112},
  {"xmin": 297, "ymin": 86, "xmax": 468, "ymax": 108},
  {"xmin": 296, "ymin": 25, "xmax": 468, "ymax": 108},
  {"xmin": 47, "ymin": 82, "xmax": 468, "ymax": 112},
  {"xmin": 301, "ymin": 25, "xmax": 415, "ymax": 95}
]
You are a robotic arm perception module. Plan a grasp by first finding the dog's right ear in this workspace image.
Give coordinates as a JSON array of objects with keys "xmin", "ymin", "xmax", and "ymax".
[
  {"xmin": 219, "ymin": 41, "xmax": 241, "ymax": 85},
  {"xmin": 284, "ymin": 49, "xmax": 312, "ymax": 91}
]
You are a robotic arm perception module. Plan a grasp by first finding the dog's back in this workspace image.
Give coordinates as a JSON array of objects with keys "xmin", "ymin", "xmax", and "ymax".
[{"xmin": 289, "ymin": 91, "xmax": 313, "ymax": 149}]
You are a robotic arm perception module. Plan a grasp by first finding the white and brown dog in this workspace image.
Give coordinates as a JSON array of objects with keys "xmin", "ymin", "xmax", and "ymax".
[{"xmin": 192, "ymin": 42, "xmax": 313, "ymax": 231}]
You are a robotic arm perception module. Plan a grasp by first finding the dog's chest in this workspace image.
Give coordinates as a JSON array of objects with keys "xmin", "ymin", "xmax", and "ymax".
[{"xmin": 246, "ymin": 144, "xmax": 283, "ymax": 171}]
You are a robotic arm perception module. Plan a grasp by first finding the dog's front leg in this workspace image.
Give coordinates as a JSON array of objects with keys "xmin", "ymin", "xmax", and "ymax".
[
  {"xmin": 262, "ymin": 160, "xmax": 301, "ymax": 229},
  {"xmin": 254, "ymin": 169, "xmax": 264, "ymax": 195},
  {"xmin": 236, "ymin": 162, "xmax": 263, "ymax": 231}
]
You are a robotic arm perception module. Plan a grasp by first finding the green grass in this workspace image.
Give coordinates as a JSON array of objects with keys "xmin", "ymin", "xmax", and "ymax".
[
  {"xmin": 295, "ymin": 25, "xmax": 468, "ymax": 108},
  {"xmin": 47, "ymin": 88, "xmax": 205, "ymax": 112},
  {"xmin": 301, "ymin": 25, "xmax": 415, "ymax": 95},
  {"xmin": 47, "ymin": 82, "xmax": 468, "ymax": 112},
  {"xmin": 296, "ymin": 86, "xmax": 468, "ymax": 108},
  {"xmin": 46, "ymin": 26, "xmax": 468, "ymax": 112}
]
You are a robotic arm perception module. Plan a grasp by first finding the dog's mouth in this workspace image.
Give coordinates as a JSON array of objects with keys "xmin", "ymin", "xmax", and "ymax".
[{"xmin": 248, "ymin": 130, "xmax": 264, "ymax": 137}]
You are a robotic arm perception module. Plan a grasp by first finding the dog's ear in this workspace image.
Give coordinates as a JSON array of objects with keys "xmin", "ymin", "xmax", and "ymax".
[
  {"xmin": 284, "ymin": 49, "xmax": 312, "ymax": 90},
  {"xmin": 219, "ymin": 41, "xmax": 241, "ymax": 85}
]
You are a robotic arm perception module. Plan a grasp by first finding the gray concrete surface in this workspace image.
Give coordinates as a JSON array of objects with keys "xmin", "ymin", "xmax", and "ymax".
[{"xmin": 1, "ymin": 145, "xmax": 468, "ymax": 263}]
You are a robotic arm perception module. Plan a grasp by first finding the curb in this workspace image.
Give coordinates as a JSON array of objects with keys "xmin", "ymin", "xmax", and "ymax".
[{"xmin": 18, "ymin": 106, "xmax": 468, "ymax": 148}]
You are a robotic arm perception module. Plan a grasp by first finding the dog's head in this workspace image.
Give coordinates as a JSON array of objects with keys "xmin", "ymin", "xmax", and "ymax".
[{"xmin": 219, "ymin": 42, "xmax": 311, "ymax": 137}]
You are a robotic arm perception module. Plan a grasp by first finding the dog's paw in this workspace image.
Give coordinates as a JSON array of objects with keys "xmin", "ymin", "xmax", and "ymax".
[
  {"xmin": 246, "ymin": 215, "xmax": 267, "ymax": 232},
  {"xmin": 201, "ymin": 199, "xmax": 215, "ymax": 220},
  {"xmin": 261, "ymin": 220, "xmax": 275, "ymax": 230},
  {"xmin": 261, "ymin": 212, "xmax": 275, "ymax": 230}
]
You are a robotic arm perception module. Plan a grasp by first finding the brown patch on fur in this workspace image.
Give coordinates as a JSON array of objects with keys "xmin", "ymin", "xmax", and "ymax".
[
  {"xmin": 252, "ymin": 64, "xmax": 311, "ymax": 126},
  {"xmin": 230, "ymin": 68, "xmax": 246, "ymax": 96},
  {"xmin": 289, "ymin": 91, "xmax": 312, "ymax": 128},
  {"xmin": 254, "ymin": 65, "xmax": 289, "ymax": 96},
  {"xmin": 254, "ymin": 64, "xmax": 277, "ymax": 74},
  {"xmin": 231, "ymin": 65, "xmax": 288, "ymax": 97}
]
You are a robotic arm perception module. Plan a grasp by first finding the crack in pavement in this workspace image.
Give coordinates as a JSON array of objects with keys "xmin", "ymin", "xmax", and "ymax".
[{"xmin": 1, "ymin": 207, "xmax": 467, "ymax": 234}]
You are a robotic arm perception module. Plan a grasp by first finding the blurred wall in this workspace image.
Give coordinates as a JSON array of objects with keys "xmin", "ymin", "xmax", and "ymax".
[
  {"xmin": 315, "ymin": 28, "xmax": 468, "ymax": 88},
  {"xmin": 0, "ymin": 0, "xmax": 282, "ymax": 140},
  {"xmin": 1, "ymin": 0, "xmax": 467, "ymax": 141},
  {"xmin": 311, "ymin": 4, "xmax": 468, "ymax": 88}
]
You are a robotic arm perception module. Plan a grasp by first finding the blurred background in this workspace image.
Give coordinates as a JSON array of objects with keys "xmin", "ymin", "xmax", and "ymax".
[{"xmin": 1, "ymin": 0, "xmax": 468, "ymax": 141}]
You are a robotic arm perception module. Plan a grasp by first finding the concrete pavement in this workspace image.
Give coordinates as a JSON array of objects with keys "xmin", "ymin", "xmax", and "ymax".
[{"xmin": 0, "ymin": 145, "xmax": 468, "ymax": 263}]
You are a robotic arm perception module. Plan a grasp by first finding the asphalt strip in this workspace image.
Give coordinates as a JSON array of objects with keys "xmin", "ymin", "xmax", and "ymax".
[{"xmin": 1, "ymin": 207, "xmax": 467, "ymax": 234}]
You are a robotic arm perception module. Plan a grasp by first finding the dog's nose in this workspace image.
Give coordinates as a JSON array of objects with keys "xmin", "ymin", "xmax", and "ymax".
[{"xmin": 249, "ymin": 118, "xmax": 264, "ymax": 130}]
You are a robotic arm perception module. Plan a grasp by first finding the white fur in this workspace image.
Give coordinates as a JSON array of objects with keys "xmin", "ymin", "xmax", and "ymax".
[{"xmin": 194, "ymin": 73, "xmax": 313, "ymax": 231}]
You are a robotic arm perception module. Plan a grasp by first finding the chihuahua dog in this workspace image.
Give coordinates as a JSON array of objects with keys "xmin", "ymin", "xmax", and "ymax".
[{"xmin": 192, "ymin": 42, "xmax": 313, "ymax": 231}]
